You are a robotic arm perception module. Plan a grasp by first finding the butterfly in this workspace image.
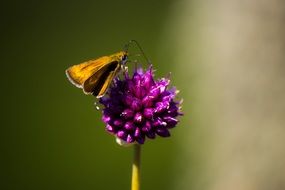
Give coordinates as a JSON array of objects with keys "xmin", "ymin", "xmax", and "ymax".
[{"xmin": 66, "ymin": 51, "xmax": 128, "ymax": 98}]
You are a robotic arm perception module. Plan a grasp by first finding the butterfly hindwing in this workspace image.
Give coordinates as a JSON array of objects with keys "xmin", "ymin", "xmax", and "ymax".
[{"xmin": 83, "ymin": 61, "xmax": 121, "ymax": 96}]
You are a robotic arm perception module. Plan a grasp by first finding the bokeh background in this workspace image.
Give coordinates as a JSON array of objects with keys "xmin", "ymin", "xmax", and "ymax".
[{"xmin": 1, "ymin": 0, "xmax": 285, "ymax": 190}]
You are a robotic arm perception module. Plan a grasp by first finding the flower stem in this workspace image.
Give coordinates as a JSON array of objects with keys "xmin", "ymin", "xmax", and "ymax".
[{"xmin": 131, "ymin": 144, "xmax": 141, "ymax": 190}]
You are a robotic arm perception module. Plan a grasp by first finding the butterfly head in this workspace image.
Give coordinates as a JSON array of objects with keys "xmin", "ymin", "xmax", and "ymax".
[{"xmin": 112, "ymin": 51, "xmax": 128, "ymax": 65}]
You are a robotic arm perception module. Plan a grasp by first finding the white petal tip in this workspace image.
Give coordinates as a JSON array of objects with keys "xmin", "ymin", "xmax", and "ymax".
[{"xmin": 116, "ymin": 137, "xmax": 133, "ymax": 147}]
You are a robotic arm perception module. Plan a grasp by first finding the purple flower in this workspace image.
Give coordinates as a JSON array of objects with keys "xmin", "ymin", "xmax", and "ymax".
[{"xmin": 99, "ymin": 66, "xmax": 182, "ymax": 145}]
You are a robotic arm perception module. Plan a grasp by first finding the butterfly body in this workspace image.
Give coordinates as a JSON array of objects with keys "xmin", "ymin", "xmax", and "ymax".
[{"xmin": 66, "ymin": 51, "xmax": 127, "ymax": 97}]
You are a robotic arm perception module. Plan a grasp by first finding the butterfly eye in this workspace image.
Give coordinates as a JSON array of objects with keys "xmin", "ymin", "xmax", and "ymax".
[{"xmin": 122, "ymin": 54, "xmax": 127, "ymax": 61}]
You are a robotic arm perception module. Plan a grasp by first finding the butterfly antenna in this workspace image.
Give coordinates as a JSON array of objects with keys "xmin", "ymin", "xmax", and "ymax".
[{"xmin": 124, "ymin": 40, "xmax": 151, "ymax": 65}]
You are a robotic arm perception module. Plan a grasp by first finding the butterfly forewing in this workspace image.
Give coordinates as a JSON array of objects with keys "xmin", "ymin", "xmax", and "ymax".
[{"xmin": 66, "ymin": 56, "xmax": 113, "ymax": 88}]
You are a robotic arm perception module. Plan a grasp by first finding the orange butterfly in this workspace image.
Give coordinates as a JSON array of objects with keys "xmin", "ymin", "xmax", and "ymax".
[{"xmin": 66, "ymin": 51, "xmax": 127, "ymax": 98}]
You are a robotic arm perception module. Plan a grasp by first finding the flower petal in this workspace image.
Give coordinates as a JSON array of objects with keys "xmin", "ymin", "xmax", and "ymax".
[
  {"xmin": 156, "ymin": 128, "xmax": 170, "ymax": 137},
  {"xmin": 117, "ymin": 130, "xmax": 127, "ymax": 139},
  {"xmin": 134, "ymin": 112, "xmax": 143, "ymax": 123},
  {"xmin": 143, "ymin": 108, "xmax": 154, "ymax": 119},
  {"xmin": 126, "ymin": 134, "xmax": 135, "ymax": 143},
  {"xmin": 124, "ymin": 121, "xmax": 135, "ymax": 131},
  {"xmin": 121, "ymin": 108, "xmax": 134, "ymax": 119}
]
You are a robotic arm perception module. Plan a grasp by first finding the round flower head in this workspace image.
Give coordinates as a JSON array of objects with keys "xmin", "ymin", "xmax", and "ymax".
[{"xmin": 99, "ymin": 66, "xmax": 182, "ymax": 145}]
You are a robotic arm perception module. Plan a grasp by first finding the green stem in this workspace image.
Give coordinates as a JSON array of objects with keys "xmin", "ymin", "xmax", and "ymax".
[{"xmin": 131, "ymin": 144, "xmax": 141, "ymax": 190}]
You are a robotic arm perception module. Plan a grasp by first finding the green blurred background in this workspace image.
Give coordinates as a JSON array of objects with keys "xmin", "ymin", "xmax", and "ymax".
[{"xmin": 2, "ymin": 0, "xmax": 285, "ymax": 190}]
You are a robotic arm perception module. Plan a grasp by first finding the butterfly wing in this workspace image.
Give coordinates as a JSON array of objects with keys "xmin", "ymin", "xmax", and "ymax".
[
  {"xmin": 66, "ymin": 56, "xmax": 113, "ymax": 88},
  {"xmin": 83, "ymin": 61, "xmax": 121, "ymax": 97}
]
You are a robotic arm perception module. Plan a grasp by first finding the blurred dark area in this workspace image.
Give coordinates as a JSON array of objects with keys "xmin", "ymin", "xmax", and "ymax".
[{"xmin": 0, "ymin": 1, "xmax": 178, "ymax": 190}]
